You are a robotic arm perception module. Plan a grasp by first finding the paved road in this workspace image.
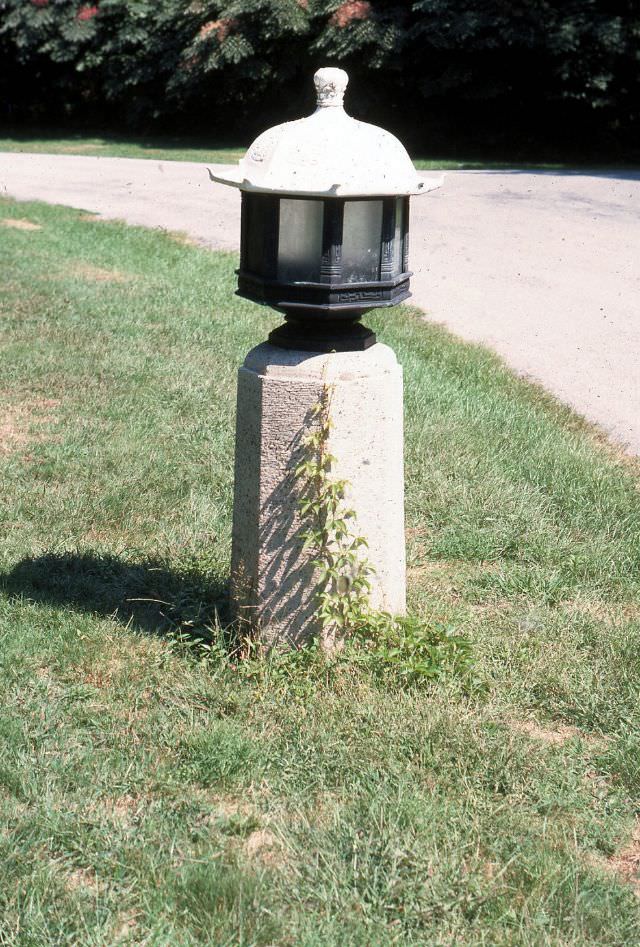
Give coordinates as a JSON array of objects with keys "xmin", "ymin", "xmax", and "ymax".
[{"xmin": 1, "ymin": 152, "xmax": 638, "ymax": 453}]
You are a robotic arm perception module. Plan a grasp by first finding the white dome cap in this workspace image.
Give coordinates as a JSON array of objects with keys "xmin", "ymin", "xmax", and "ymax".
[{"xmin": 211, "ymin": 68, "xmax": 442, "ymax": 198}]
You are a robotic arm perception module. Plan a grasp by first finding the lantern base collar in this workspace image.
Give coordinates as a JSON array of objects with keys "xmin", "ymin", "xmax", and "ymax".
[
  {"xmin": 268, "ymin": 320, "xmax": 376, "ymax": 352},
  {"xmin": 237, "ymin": 271, "xmax": 412, "ymax": 320}
]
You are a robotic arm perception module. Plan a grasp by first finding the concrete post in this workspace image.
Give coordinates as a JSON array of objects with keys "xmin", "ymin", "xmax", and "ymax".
[{"xmin": 230, "ymin": 340, "xmax": 405, "ymax": 648}]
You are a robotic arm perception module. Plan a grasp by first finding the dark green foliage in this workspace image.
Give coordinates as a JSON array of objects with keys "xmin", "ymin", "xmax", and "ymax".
[
  {"xmin": 0, "ymin": 0, "xmax": 638, "ymax": 154},
  {"xmin": 403, "ymin": 0, "xmax": 640, "ymax": 153}
]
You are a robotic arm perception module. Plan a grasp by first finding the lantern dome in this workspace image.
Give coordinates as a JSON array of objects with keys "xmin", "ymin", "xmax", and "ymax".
[{"xmin": 211, "ymin": 68, "xmax": 442, "ymax": 198}]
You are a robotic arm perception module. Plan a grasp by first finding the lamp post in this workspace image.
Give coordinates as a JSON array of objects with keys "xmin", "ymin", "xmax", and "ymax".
[{"xmin": 211, "ymin": 68, "xmax": 441, "ymax": 648}]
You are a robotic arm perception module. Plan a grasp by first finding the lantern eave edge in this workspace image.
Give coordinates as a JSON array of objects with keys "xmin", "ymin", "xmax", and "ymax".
[{"xmin": 208, "ymin": 168, "xmax": 444, "ymax": 198}]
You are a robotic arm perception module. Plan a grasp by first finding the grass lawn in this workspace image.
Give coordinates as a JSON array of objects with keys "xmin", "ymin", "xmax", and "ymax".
[
  {"xmin": 1, "ymin": 198, "xmax": 640, "ymax": 945},
  {"xmin": 0, "ymin": 130, "xmax": 587, "ymax": 171},
  {"xmin": 0, "ymin": 132, "xmax": 245, "ymax": 166}
]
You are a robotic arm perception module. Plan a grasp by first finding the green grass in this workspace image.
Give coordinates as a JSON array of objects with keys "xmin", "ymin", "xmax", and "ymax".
[
  {"xmin": 0, "ymin": 129, "xmax": 589, "ymax": 170},
  {"xmin": 1, "ymin": 197, "xmax": 640, "ymax": 944},
  {"xmin": 0, "ymin": 131, "xmax": 245, "ymax": 165}
]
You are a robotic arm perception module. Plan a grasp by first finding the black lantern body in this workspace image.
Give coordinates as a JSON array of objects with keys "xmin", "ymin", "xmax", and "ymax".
[
  {"xmin": 210, "ymin": 67, "xmax": 442, "ymax": 350},
  {"xmin": 237, "ymin": 193, "xmax": 410, "ymax": 351}
]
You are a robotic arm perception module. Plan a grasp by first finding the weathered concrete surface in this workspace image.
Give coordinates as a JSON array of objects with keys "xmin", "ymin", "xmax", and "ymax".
[
  {"xmin": 1, "ymin": 152, "xmax": 638, "ymax": 452},
  {"xmin": 232, "ymin": 342, "xmax": 405, "ymax": 648}
]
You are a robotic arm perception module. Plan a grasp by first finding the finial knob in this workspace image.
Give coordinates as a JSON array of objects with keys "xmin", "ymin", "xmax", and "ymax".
[{"xmin": 314, "ymin": 67, "xmax": 349, "ymax": 108}]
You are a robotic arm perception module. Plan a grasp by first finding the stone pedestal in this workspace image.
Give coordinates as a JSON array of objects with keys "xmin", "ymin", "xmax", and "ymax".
[{"xmin": 230, "ymin": 341, "xmax": 405, "ymax": 648}]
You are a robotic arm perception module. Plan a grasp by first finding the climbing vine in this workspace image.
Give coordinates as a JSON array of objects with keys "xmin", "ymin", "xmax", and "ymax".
[
  {"xmin": 295, "ymin": 382, "xmax": 374, "ymax": 649},
  {"xmin": 294, "ymin": 382, "xmax": 474, "ymax": 682}
]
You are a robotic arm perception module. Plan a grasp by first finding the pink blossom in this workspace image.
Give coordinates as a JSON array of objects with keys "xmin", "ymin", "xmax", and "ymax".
[
  {"xmin": 330, "ymin": 1, "xmax": 371, "ymax": 28},
  {"xmin": 77, "ymin": 4, "xmax": 99, "ymax": 22},
  {"xmin": 198, "ymin": 18, "xmax": 237, "ymax": 42}
]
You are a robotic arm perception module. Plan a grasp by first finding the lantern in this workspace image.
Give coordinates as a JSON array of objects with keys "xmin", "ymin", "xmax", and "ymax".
[{"xmin": 210, "ymin": 68, "xmax": 441, "ymax": 351}]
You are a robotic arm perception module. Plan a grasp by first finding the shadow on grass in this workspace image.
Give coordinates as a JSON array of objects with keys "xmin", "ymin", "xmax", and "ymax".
[{"xmin": 0, "ymin": 551, "xmax": 229, "ymax": 639}]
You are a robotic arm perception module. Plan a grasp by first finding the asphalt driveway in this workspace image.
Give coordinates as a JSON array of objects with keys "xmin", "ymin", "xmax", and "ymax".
[{"xmin": 1, "ymin": 152, "xmax": 638, "ymax": 452}]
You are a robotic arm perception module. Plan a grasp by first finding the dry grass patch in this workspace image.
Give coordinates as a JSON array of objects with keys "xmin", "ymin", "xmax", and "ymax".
[
  {"xmin": 608, "ymin": 819, "xmax": 640, "ymax": 897},
  {"xmin": 0, "ymin": 409, "xmax": 30, "ymax": 455},
  {"xmin": 100, "ymin": 794, "xmax": 144, "ymax": 826},
  {"xmin": 203, "ymin": 795, "xmax": 259, "ymax": 822},
  {"xmin": 169, "ymin": 230, "xmax": 202, "ymax": 248},
  {"xmin": 68, "ymin": 262, "xmax": 132, "ymax": 283},
  {"xmin": 110, "ymin": 911, "xmax": 140, "ymax": 944},
  {"xmin": 562, "ymin": 597, "xmax": 640, "ymax": 624},
  {"xmin": 1, "ymin": 217, "xmax": 42, "ymax": 231},
  {"xmin": 245, "ymin": 828, "xmax": 284, "ymax": 866},
  {"xmin": 215, "ymin": 799, "xmax": 250, "ymax": 819},
  {"xmin": 80, "ymin": 656, "xmax": 127, "ymax": 690},
  {"xmin": 407, "ymin": 559, "xmax": 467, "ymax": 595},
  {"xmin": 0, "ymin": 397, "xmax": 60, "ymax": 455},
  {"xmin": 303, "ymin": 791, "xmax": 342, "ymax": 829},
  {"xmin": 576, "ymin": 422, "xmax": 640, "ymax": 477},
  {"xmin": 407, "ymin": 559, "xmax": 505, "ymax": 617},
  {"xmin": 65, "ymin": 866, "xmax": 100, "ymax": 893},
  {"xmin": 57, "ymin": 143, "xmax": 103, "ymax": 154},
  {"xmin": 408, "ymin": 555, "xmax": 501, "ymax": 581},
  {"xmin": 510, "ymin": 718, "xmax": 581, "ymax": 745},
  {"xmin": 33, "ymin": 666, "xmax": 67, "ymax": 700}
]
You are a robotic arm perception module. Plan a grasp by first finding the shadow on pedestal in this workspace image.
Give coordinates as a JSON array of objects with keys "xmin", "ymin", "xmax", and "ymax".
[{"xmin": 232, "ymin": 403, "xmax": 322, "ymax": 650}]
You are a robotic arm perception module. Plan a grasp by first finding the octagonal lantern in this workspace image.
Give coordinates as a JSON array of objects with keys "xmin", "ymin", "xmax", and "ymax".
[{"xmin": 211, "ymin": 68, "xmax": 442, "ymax": 351}]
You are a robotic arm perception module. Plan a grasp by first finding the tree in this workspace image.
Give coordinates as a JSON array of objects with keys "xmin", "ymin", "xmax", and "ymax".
[{"xmin": 0, "ymin": 0, "xmax": 637, "ymax": 153}]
